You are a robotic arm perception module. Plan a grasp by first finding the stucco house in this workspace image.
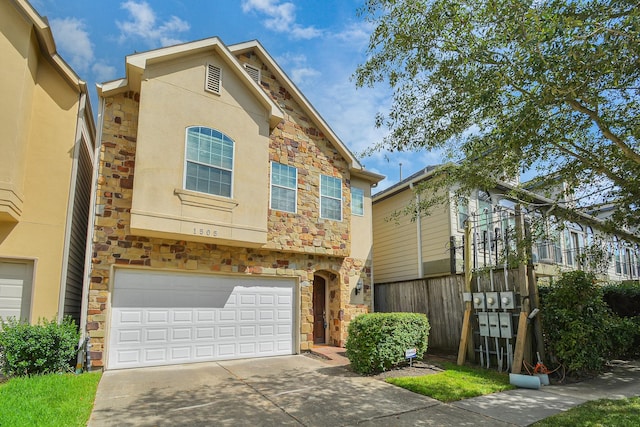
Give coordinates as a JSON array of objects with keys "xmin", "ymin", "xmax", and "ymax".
[
  {"xmin": 87, "ymin": 38, "xmax": 383, "ymax": 369},
  {"xmin": 373, "ymin": 165, "xmax": 640, "ymax": 285},
  {"xmin": 0, "ymin": 0, "xmax": 95, "ymax": 326}
]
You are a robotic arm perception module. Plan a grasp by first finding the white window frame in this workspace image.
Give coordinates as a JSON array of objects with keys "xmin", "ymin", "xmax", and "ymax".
[
  {"xmin": 320, "ymin": 174, "xmax": 342, "ymax": 221},
  {"xmin": 183, "ymin": 126, "xmax": 234, "ymax": 198},
  {"xmin": 270, "ymin": 162, "xmax": 297, "ymax": 213},
  {"xmin": 351, "ymin": 187, "xmax": 364, "ymax": 216}
]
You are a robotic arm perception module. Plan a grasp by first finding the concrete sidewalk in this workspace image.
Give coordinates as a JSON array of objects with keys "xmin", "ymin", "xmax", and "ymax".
[
  {"xmin": 89, "ymin": 353, "xmax": 640, "ymax": 426},
  {"xmin": 312, "ymin": 347, "xmax": 640, "ymax": 426}
]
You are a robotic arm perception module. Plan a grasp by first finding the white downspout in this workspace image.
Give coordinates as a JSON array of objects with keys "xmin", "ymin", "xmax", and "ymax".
[{"xmin": 410, "ymin": 183, "xmax": 424, "ymax": 278}]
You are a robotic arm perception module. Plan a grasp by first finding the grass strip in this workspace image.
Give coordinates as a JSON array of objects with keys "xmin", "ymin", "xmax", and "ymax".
[
  {"xmin": 0, "ymin": 372, "xmax": 102, "ymax": 427},
  {"xmin": 532, "ymin": 397, "xmax": 640, "ymax": 426},
  {"xmin": 386, "ymin": 361, "xmax": 514, "ymax": 402}
]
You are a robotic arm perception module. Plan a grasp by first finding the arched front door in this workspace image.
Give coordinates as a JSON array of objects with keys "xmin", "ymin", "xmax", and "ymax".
[{"xmin": 313, "ymin": 276, "xmax": 326, "ymax": 344}]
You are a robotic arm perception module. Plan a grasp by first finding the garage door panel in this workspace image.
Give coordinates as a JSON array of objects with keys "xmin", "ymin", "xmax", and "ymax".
[
  {"xmin": 146, "ymin": 329, "xmax": 168, "ymax": 342},
  {"xmin": 239, "ymin": 294, "xmax": 256, "ymax": 305},
  {"xmin": 118, "ymin": 330, "xmax": 142, "ymax": 343},
  {"xmin": 118, "ymin": 311, "xmax": 143, "ymax": 324},
  {"xmin": 196, "ymin": 311, "xmax": 215, "ymax": 322},
  {"xmin": 144, "ymin": 348, "xmax": 167, "ymax": 362},
  {"xmin": 277, "ymin": 310, "xmax": 292, "ymax": 320},
  {"xmin": 108, "ymin": 270, "xmax": 295, "ymax": 369},
  {"xmin": 147, "ymin": 310, "xmax": 169, "ymax": 323},
  {"xmin": 172, "ymin": 328, "xmax": 192, "ymax": 340},
  {"xmin": 239, "ymin": 326, "xmax": 256, "ymax": 337},
  {"xmin": 219, "ymin": 311, "xmax": 236, "ymax": 322},
  {"xmin": 240, "ymin": 310, "xmax": 256, "ymax": 321},
  {"xmin": 171, "ymin": 347, "xmax": 191, "ymax": 360},
  {"xmin": 195, "ymin": 345, "xmax": 214, "ymax": 358},
  {"xmin": 172, "ymin": 311, "xmax": 193, "ymax": 323},
  {"xmin": 196, "ymin": 327, "xmax": 214, "ymax": 339}
]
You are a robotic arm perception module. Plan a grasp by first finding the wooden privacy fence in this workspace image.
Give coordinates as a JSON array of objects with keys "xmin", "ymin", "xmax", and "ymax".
[{"xmin": 374, "ymin": 275, "xmax": 466, "ymax": 350}]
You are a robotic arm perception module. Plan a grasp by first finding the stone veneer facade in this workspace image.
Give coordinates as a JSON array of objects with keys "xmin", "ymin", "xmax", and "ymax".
[{"xmin": 87, "ymin": 51, "xmax": 372, "ymax": 368}]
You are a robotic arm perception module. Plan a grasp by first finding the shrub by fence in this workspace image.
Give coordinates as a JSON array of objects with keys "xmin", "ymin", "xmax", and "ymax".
[{"xmin": 540, "ymin": 271, "xmax": 640, "ymax": 375}]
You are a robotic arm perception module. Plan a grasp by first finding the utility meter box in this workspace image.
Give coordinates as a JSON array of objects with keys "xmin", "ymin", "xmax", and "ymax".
[
  {"xmin": 485, "ymin": 292, "xmax": 499, "ymax": 309},
  {"xmin": 488, "ymin": 313, "xmax": 500, "ymax": 337},
  {"xmin": 499, "ymin": 292, "xmax": 516, "ymax": 310},
  {"xmin": 478, "ymin": 312, "xmax": 489, "ymax": 336},
  {"xmin": 499, "ymin": 312, "xmax": 513, "ymax": 338},
  {"xmin": 473, "ymin": 292, "xmax": 486, "ymax": 310}
]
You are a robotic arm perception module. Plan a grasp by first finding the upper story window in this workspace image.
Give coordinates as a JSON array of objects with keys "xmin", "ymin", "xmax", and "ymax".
[
  {"xmin": 184, "ymin": 126, "xmax": 233, "ymax": 198},
  {"xmin": 352, "ymin": 187, "xmax": 364, "ymax": 216},
  {"xmin": 457, "ymin": 197, "xmax": 469, "ymax": 229},
  {"xmin": 477, "ymin": 190, "xmax": 492, "ymax": 233},
  {"xmin": 270, "ymin": 162, "xmax": 297, "ymax": 213},
  {"xmin": 320, "ymin": 174, "xmax": 342, "ymax": 221}
]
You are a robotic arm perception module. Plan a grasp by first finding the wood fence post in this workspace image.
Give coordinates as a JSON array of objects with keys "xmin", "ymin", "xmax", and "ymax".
[{"xmin": 457, "ymin": 220, "xmax": 474, "ymax": 365}]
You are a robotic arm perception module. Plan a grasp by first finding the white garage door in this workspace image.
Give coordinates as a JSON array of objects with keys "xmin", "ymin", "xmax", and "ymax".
[
  {"xmin": 0, "ymin": 260, "xmax": 33, "ymax": 322},
  {"xmin": 108, "ymin": 269, "xmax": 295, "ymax": 370}
]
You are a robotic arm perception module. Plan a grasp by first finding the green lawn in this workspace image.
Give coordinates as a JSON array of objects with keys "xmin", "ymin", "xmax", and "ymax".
[
  {"xmin": 532, "ymin": 397, "xmax": 640, "ymax": 426},
  {"xmin": 386, "ymin": 362, "xmax": 514, "ymax": 402},
  {"xmin": 0, "ymin": 372, "xmax": 102, "ymax": 427}
]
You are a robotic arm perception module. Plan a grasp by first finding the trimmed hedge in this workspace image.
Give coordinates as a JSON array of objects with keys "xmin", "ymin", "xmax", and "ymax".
[
  {"xmin": 345, "ymin": 312, "xmax": 430, "ymax": 374},
  {"xmin": 0, "ymin": 317, "xmax": 79, "ymax": 377}
]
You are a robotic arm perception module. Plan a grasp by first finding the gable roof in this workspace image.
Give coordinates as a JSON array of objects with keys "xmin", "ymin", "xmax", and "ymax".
[
  {"xmin": 11, "ymin": 0, "xmax": 88, "ymax": 93},
  {"xmin": 10, "ymin": 0, "xmax": 95, "ymax": 139},
  {"xmin": 97, "ymin": 37, "xmax": 284, "ymax": 131},
  {"xmin": 229, "ymin": 40, "xmax": 384, "ymax": 184}
]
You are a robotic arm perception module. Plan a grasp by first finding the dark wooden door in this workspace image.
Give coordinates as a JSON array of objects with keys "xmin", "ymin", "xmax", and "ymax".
[{"xmin": 313, "ymin": 276, "xmax": 326, "ymax": 344}]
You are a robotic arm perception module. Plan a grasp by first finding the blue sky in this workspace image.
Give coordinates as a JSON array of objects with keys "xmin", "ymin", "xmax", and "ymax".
[{"xmin": 32, "ymin": 0, "xmax": 446, "ymax": 191}]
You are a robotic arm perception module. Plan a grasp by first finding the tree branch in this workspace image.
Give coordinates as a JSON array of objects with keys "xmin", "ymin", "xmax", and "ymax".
[{"xmin": 565, "ymin": 97, "xmax": 640, "ymax": 165}]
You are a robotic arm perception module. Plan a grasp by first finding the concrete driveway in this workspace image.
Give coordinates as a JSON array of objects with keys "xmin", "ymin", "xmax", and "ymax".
[{"xmin": 88, "ymin": 355, "xmax": 508, "ymax": 426}]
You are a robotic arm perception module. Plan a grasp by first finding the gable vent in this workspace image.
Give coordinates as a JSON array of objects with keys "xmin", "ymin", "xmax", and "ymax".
[
  {"xmin": 205, "ymin": 64, "xmax": 221, "ymax": 94},
  {"xmin": 244, "ymin": 63, "xmax": 261, "ymax": 84}
]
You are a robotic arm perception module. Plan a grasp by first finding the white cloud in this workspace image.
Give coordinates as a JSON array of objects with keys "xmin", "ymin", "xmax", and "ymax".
[
  {"xmin": 50, "ymin": 17, "xmax": 94, "ymax": 73},
  {"xmin": 275, "ymin": 53, "xmax": 320, "ymax": 85},
  {"xmin": 291, "ymin": 67, "xmax": 320, "ymax": 84},
  {"xmin": 92, "ymin": 62, "xmax": 118, "ymax": 83},
  {"xmin": 241, "ymin": 0, "xmax": 322, "ymax": 40},
  {"xmin": 117, "ymin": 1, "xmax": 189, "ymax": 47},
  {"xmin": 332, "ymin": 21, "xmax": 374, "ymax": 47}
]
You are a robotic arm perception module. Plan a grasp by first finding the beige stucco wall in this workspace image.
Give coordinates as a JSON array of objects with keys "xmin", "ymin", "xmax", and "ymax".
[
  {"xmin": 0, "ymin": 1, "xmax": 80, "ymax": 321},
  {"xmin": 0, "ymin": 2, "xmax": 35, "ymax": 221},
  {"xmin": 130, "ymin": 51, "xmax": 271, "ymax": 246}
]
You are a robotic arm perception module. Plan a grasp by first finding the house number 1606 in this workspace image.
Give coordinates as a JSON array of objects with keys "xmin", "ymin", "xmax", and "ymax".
[{"xmin": 193, "ymin": 228, "xmax": 217, "ymax": 237}]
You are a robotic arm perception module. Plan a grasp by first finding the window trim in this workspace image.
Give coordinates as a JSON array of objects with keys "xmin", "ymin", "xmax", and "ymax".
[
  {"xmin": 320, "ymin": 174, "xmax": 342, "ymax": 221},
  {"xmin": 270, "ymin": 162, "xmax": 298, "ymax": 213},
  {"xmin": 183, "ymin": 126, "xmax": 235, "ymax": 198},
  {"xmin": 351, "ymin": 187, "xmax": 364, "ymax": 217}
]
